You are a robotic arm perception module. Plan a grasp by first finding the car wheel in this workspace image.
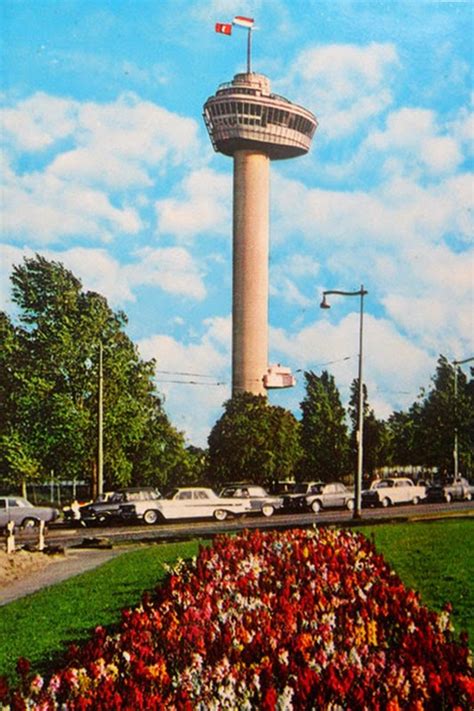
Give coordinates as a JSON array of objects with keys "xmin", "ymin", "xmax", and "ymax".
[
  {"xmin": 143, "ymin": 509, "xmax": 159, "ymax": 525},
  {"xmin": 412, "ymin": 496, "xmax": 420, "ymax": 505},
  {"xmin": 22, "ymin": 517, "xmax": 39, "ymax": 529},
  {"xmin": 445, "ymin": 493, "xmax": 452, "ymax": 503},
  {"xmin": 381, "ymin": 497, "xmax": 391, "ymax": 508},
  {"xmin": 346, "ymin": 499, "xmax": 355, "ymax": 511},
  {"xmin": 261, "ymin": 504, "xmax": 274, "ymax": 517},
  {"xmin": 311, "ymin": 500, "xmax": 321, "ymax": 514},
  {"xmin": 214, "ymin": 509, "xmax": 228, "ymax": 521}
]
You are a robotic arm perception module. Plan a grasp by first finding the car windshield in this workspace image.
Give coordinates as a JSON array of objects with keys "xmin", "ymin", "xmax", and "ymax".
[
  {"xmin": 109, "ymin": 493, "xmax": 125, "ymax": 502},
  {"xmin": 293, "ymin": 484, "xmax": 311, "ymax": 494},
  {"xmin": 373, "ymin": 480, "xmax": 394, "ymax": 489},
  {"xmin": 3, "ymin": 497, "xmax": 31, "ymax": 507},
  {"xmin": 222, "ymin": 487, "xmax": 249, "ymax": 497}
]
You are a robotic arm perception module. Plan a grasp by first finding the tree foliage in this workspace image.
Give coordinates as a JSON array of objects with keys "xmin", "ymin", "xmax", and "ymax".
[
  {"xmin": 409, "ymin": 356, "xmax": 473, "ymax": 477},
  {"xmin": 299, "ymin": 370, "xmax": 349, "ymax": 482},
  {"xmin": 207, "ymin": 392, "xmax": 302, "ymax": 486},
  {"xmin": 0, "ymin": 255, "xmax": 189, "ymax": 492},
  {"xmin": 348, "ymin": 379, "xmax": 389, "ymax": 477}
]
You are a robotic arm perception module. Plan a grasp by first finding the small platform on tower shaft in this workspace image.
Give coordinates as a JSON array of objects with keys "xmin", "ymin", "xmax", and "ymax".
[{"xmin": 203, "ymin": 72, "xmax": 317, "ymax": 160}]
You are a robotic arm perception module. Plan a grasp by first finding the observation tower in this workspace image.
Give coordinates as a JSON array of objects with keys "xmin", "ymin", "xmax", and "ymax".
[{"xmin": 203, "ymin": 25, "xmax": 317, "ymax": 396}]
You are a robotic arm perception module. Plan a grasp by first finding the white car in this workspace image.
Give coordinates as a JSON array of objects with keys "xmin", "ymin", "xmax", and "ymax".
[
  {"xmin": 362, "ymin": 478, "xmax": 426, "ymax": 508},
  {"xmin": 219, "ymin": 484, "xmax": 283, "ymax": 517},
  {"xmin": 119, "ymin": 486, "xmax": 252, "ymax": 525}
]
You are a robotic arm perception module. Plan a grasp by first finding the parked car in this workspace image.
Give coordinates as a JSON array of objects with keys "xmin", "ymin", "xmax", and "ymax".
[
  {"xmin": 62, "ymin": 492, "xmax": 115, "ymax": 523},
  {"xmin": 281, "ymin": 481, "xmax": 323, "ymax": 512},
  {"xmin": 219, "ymin": 484, "xmax": 283, "ymax": 517},
  {"xmin": 425, "ymin": 477, "xmax": 473, "ymax": 503},
  {"xmin": 0, "ymin": 496, "xmax": 60, "ymax": 529},
  {"xmin": 362, "ymin": 478, "xmax": 426, "ymax": 508},
  {"xmin": 268, "ymin": 480, "xmax": 296, "ymax": 496},
  {"xmin": 79, "ymin": 487, "xmax": 161, "ymax": 526},
  {"xmin": 305, "ymin": 482, "xmax": 355, "ymax": 513},
  {"xmin": 119, "ymin": 486, "xmax": 252, "ymax": 525}
]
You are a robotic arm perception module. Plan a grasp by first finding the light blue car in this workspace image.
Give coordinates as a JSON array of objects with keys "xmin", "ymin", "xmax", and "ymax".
[{"xmin": 0, "ymin": 496, "xmax": 60, "ymax": 529}]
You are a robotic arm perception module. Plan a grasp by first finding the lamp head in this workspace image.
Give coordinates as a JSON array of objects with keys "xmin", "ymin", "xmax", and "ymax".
[{"xmin": 320, "ymin": 294, "xmax": 331, "ymax": 309}]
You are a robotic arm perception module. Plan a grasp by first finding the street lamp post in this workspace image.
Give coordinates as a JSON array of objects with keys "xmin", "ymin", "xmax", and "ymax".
[
  {"xmin": 320, "ymin": 285, "xmax": 368, "ymax": 519},
  {"xmin": 452, "ymin": 356, "xmax": 474, "ymax": 479},
  {"xmin": 97, "ymin": 340, "xmax": 104, "ymax": 498}
]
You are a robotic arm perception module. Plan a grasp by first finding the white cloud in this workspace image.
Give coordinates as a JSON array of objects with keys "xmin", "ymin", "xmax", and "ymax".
[
  {"xmin": 271, "ymin": 169, "xmax": 473, "ymax": 358},
  {"xmin": 1, "ymin": 92, "xmax": 205, "ymax": 244},
  {"xmin": 270, "ymin": 253, "xmax": 320, "ymax": 308},
  {"xmin": 0, "ymin": 243, "xmax": 206, "ymax": 308},
  {"xmin": 155, "ymin": 168, "xmax": 232, "ymax": 239},
  {"xmin": 363, "ymin": 108, "xmax": 462, "ymax": 176},
  {"xmin": 273, "ymin": 171, "xmax": 472, "ymax": 252},
  {"xmin": 125, "ymin": 246, "xmax": 206, "ymax": 300},
  {"xmin": 278, "ymin": 42, "xmax": 399, "ymax": 139},
  {"xmin": 271, "ymin": 313, "xmax": 434, "ymax": 418},
  {"xmin": 382, "ymin": 242, "xmax": 474, "ymax": 354},
  {"xmin": 49, "ymin": 94, "xmax": 201, "ymax": 188},
  {"xmin": 138, "ymin": 316, "xmax": 232, "ymax": 446},
  {"xmin": 449, "ymin": 108, "xmax": 474, "ymax": 156},
  {"xmin": 1, "ymin": 93, "xmax": 77, "ymax": 151},
  {"xmin": 2, "ymin": 171, "xmax": 141, "ymax": 244}
]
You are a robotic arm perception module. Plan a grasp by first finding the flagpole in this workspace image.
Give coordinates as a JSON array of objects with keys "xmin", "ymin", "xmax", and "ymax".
[{"xmin": 247, "ymin": 28, "xmax": 252, "ymax": 73}]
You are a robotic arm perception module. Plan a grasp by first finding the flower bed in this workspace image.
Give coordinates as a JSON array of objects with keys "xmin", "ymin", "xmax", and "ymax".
[{"xmin": 2, "ymin": 527, "xmax": 473, "ymax": 709}]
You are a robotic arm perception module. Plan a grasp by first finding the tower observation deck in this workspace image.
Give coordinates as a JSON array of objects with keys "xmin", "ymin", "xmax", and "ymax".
[
  {"xmin": 203, "ymin": 72, "xmax": 317, "ymax": 160},
  {"xmin": 203, "ymin": 71, "xmax": 317, "ymax": 396}
]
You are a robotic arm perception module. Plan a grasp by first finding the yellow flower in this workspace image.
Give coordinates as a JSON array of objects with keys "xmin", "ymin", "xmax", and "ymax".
[
  {"xmin": 105, "ymin": 663, "xmax": 119, "ymax": 681},
  {"xmin": 367, "ymin": 620, "xmax": 377, "ymax": 646}
]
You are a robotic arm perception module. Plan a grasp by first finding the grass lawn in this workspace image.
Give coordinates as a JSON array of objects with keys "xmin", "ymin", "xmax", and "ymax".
[
  {"xmin": 351, "ymin": 518, "xmax": 473, "ymax": 642},
  {"xmin": 0, "ymin": 519, "xmax": 472, "ymax": 683},
  {"xmin": 0, "ymin": 540, "xmax": 205, "ymax": 682}
]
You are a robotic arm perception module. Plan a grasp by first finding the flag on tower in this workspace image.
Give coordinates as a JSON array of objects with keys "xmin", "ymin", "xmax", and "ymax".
[
  {"xmin": 215, "ymin": 22, "xmax": 232, "ymax": 35},
  {"xmin": 233, "ymin": 16, "xmax": 254, "ymax": 28}
]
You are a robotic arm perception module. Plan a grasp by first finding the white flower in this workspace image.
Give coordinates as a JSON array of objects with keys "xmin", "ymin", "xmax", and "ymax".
[{"xmin": 277, "ymin": 684, "xmax": 294, "ymax": 710}]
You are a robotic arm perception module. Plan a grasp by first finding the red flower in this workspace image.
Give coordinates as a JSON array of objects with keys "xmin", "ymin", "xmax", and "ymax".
[
  {"xmin": 261, "ymin": 685, "xmax": 278, "ymax": 710},
  {"xmin": 15, "ymin": 658, "xmax": 30, "ymax": 678},
  {"xmin": 0, "ymin": 675, "xmax": 9, "ymax": 702}
]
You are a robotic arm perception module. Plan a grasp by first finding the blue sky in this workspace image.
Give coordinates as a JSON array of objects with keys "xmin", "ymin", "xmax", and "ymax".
[{"xmin": 1, "ymin": 0, "xmax": 473, "ymax": 446}]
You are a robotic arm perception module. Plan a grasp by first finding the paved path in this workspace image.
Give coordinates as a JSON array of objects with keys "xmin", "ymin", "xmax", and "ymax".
[{"xmin": 0, "ymin": 546, "xmax": 135, "ymax": 607}]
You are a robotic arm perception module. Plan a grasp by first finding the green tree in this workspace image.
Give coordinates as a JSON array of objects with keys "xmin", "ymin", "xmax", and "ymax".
[
  {"xmin": 207, "ymin": 392, "xmax": 302, "ymax": 486},
  {"xmin": 414, "ymin": 355, "xmax": 474, "ymax": 477},
  {"xmin": 386, "ymin": 404, "xmax": 424, "ymax": 469},
  {"xmin": 0, "ymin": 312, "xmax": 44, "ymax": 491},
  {"xmin": 1, "ymin": 254, "xmax": 189, "ymax": 492},
  {"xmin": 0, "ymin": 431, "xmax": 42, "ymax": 493},
  {"xmin": 299, "ymin": 370, "xmax": 349, "ymax": 482},
  {"xmin": 348, "ymin": 379, "xmax": 388, "ymax": 477}
]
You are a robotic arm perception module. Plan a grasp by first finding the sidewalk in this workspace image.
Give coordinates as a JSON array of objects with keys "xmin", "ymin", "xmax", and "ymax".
[{"xmin": 0, "ymin": 546, "xmax": 134, "ymax": 607}]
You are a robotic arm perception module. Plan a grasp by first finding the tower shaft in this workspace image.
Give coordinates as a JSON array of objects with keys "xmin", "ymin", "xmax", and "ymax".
[
  {"xmin": 203, "ymin": 71, "xmax": 317, "ymax": 396},
  {"xmin": 232, "ymin": 150, "xmax": 269, "ymax": 395}
]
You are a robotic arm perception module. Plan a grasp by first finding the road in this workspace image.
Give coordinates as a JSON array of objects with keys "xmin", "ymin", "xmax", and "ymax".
[{"xmin": 16, "ymin": 499, "xmax": 474, "ymax": 549}]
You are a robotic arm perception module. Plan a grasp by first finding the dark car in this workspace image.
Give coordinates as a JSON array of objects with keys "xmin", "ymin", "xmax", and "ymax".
[
  {"xmin": 425, "ymin": 477, "xmax": 473, "ymax": 503},
  {"xmin": 281, "ymin": 482, "xmax": 323, "ymax": 512},
  {"xmin": 79, "ymin": 487, "xmax": 161, "ymax": 526},
  {"xmin": 305, "ymin": 482, "xmax": 355, "ymax": 513}
]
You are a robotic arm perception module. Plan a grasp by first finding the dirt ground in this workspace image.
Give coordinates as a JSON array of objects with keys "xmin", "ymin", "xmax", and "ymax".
[{"xmin": 0, "ymin": 548, "xmax": 63, "ymax": 587}]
